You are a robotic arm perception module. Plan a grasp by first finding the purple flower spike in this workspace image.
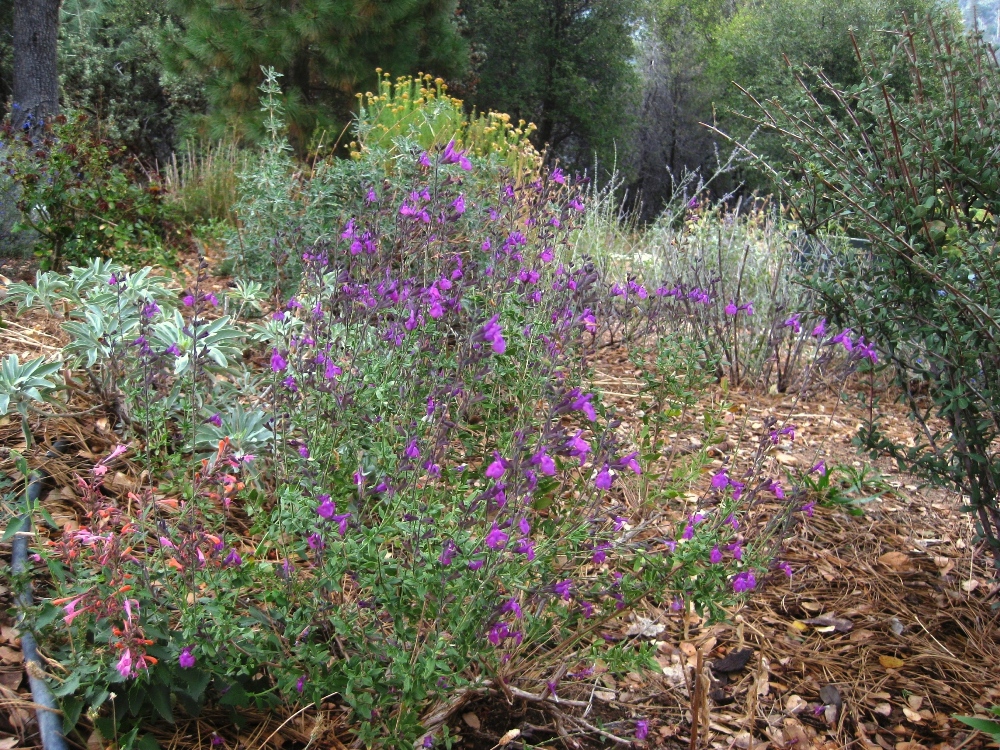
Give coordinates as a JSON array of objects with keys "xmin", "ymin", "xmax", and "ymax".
[{"xmin": 179, "ymin": 646, "xmax": 196, "ymax": 669}]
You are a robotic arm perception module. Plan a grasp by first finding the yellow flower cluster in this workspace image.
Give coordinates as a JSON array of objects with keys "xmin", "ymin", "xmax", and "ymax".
[{"xmin": 351, "ymin": 72, "xmax": 540, "ymax": 176}]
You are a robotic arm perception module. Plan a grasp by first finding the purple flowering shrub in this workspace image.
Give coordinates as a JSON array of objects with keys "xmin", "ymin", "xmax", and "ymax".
[{"xmin": 6, "ymin": 133, "xmax": 877, "ymax": 746}]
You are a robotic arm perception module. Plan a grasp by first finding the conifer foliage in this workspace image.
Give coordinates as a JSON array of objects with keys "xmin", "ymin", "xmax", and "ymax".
[{"xmin": 163, "ymin": 0, "xmax": 467, "ymax": 149}]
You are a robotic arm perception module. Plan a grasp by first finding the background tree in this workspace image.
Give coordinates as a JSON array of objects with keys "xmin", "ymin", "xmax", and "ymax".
[
  {"xmin": 59, "ymin": 0, "xmax": 206, "ymax": 164},
  {"xmin": 11, "ymin": 0, "xmax": 62, "ymax": 130},
  {"xmin": 459, "ymin": 0, "xmax": 641, "ymax": 175},
  {"xmin": 163, "ymin": 0, "xmax": 468, "ymax": 152}
]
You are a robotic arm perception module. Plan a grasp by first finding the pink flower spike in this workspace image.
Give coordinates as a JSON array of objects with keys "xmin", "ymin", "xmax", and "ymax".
[{"xmin": 116, "ymin": 649, "xmax": 134, "ymax": 679}]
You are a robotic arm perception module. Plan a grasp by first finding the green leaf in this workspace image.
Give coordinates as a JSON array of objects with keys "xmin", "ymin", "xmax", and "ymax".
[
  {"xmin": 2, "ymin": 516, "xmax": 29, "ymax": 542},
  {"xmin": 148, "ymin": 681, "xmax": 174, "ymax": 723},
  {"xmin": 954, "ymin": 715, "xmax": 1000, "ymax": 738},
  {"xmin": 61, "ymin": 695, "xmax": 84, "ymax": 734}
]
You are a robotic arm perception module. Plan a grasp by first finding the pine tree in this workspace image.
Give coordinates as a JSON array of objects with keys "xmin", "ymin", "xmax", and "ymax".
[
  {"xmin": 164, "ymin": 0, "xmax": 468, "ymax": 151},
  {"xmin": 459, "ymin": 0, "xmax": 641, "ymax": 173}
]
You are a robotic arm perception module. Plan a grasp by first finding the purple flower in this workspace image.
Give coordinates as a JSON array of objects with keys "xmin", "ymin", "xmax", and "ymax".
[
  {"xmin": 485, "ymin": 524, "xmax": 509, "ymax": 550},
  {"xmin": 296, "ymin": 675, "xmax": 306, "ymax": 693},
  {"xmin": 423, "ymin": 736, "xmax": 434, "ymax": 749},
  {"xmin": 307, "ymin": 533, "xmax": 325, "ymax": 551},
  {"xmin": 366, "ymin": 188, "xmax": 378, "ymax": 203},
  {"xmin": 553, "ymin": 580, "xmax": 572, "ymax": 600},
  {"xmin": 179, "ymin": 646, "xmax": 196, "ymax": 669},
  {"xmin": 711, "ymin": 471, "xmax": 730, "ymax": 491},
  {"xmin": 831, "ymin": 329, "xmax": 854, "ymax": 351},
  {"xmin": 480, "ymin": 314, "xmax": 507, "ymax": 354},
  {"xmin": 551, "ymin": 167, "xmax": 566, "ymax": 184},
  {"xmin": 270, "ymin": 350, "xmax": 287, "ymax": 372},
  {"xmin": 732, "ymin": 570, "xmax": 757, "ymax": 593},
  {"xmin": 331, "ymin": 513, "xmax": 350, "ymax": 536},
  {"xmin": 211, "ymin": 735, "xmax": 224, "ymax": 746},
  {"xmin": 452, "ymin": 194, "xmax": 466, "ymax": 215},
  {"xmin": 165, "ymin": 343, "xmax": 182, "ymax": 356},
  {"xmin": 468, "ymin": 558, "xmax": 485, "ymax": 571},
  {"xmin": 568, "ymin": 198, "xmax": 585, "ymax": 212},
  {"xmin": 531, "ymin": 450, "xmax": 556, "ymax": 476},
  {"xmin": 142, "ymin": 301, "xmax": 160, "ymax": 319},
  {"xmin": 769, "ymin": 480, "xmax": 785, "ymax": 499},
  {"xmin": 207, "ymin": 413, "xmax": 222, "ymax": 428},
  {"xmin": 485, "ymin": 451, "xmax": 508, "ymax": 480},
  {"xmin": 779, "ymin": 561, "xmax": 794, "ymax": 577},
  {"xmin": 594, "ymin": 464, "xmax": 613, "ymax": 490},
  {"xmin": 438, "ymin": 540, "xmax": 457, "ymax": 566},
  {"xmin": 224, "ymin": 549, "xmax": 243, "ymax": 566},
  {"xmin": 725, "ymin": 300, "xmax": 739, "ymax": 316},
  {"xmin": 811, "ymin": 460, "xmax": 827, "ymax": 475},
  {"xmin": 182, "ymin": 294, "xmax": 195, "ymax": 307},
  {"xmin": 729, "ymin": 542, "xmax": 743, "ymax": 560},
  {"xmin": 419, "ymin": 151, "xmax": 432, "ymax": 167},
  {"xmin": 501, "ymin": 598, "xmax": 523, "ymax": 619},
  {"xmin": 404, "ymin": 439, "xmax": 421, "ymax": 460},
  {"xmin": 812, "ymin": 318, "xmax": 827, "ymax": 338},
  {"xmin": 204, "ymin": 292, "xmax": 219, "ymax": 307},
  {"xmin": 802, "ymin": 501, "xmax": 815, "ymax": 517},
  {"xmin": 567, "ymin": 431, "xmax": 591, "ymax": 462},
  {"xmin": 316, "ymin": 494, "xmax": 335, "ymax": 519},
  {"xmin": 784, "ymin": 314, "xmax": 802, "ymax": 333},
  {"xmin": 635, "ymin": 720, "xmax": 649, "ymax": 741},
  {"xmin": 298, "ymin": 444, "xmax": 310, "ymax": 458},
  {"xmin": 710, "ymin": 545, "xmax": 723, "ymax": 564},
  {"xmin": 592, "ymin": 542, "xmax": 610, "ymax": 565},
  {"xmin": 670, "ymin": 596, "xmax": 684, "ymax": 612}
]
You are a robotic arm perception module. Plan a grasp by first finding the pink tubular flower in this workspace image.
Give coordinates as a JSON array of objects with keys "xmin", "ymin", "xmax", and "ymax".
[{"xmin": 116, "ymin": 649, "xmax": 134, "ymax": 679}]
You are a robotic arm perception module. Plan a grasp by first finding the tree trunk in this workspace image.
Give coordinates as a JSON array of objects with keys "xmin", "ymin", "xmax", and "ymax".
[{"xmin": 12, "ymin": 0, "xmax": 61, "ymax": 131}]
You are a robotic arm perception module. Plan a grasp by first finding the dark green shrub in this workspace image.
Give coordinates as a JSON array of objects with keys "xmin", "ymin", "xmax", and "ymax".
[
  {"xmin": 1, "ymin": 112, "xmax": 177, "ymax": 270},
  {"xmin": 746, "ymin": 14, "xmax": 1000, "ymax": 568}
]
